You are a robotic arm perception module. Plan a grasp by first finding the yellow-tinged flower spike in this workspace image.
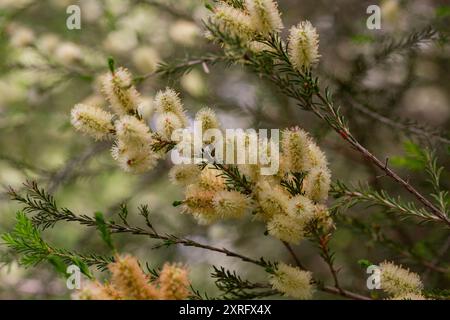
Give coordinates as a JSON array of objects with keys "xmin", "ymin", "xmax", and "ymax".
[
  {"xmin": 269, "ymin": 263, "xmax": 314, "ymax": 299},
  {"xmin": 213, "ymin": 190, "xmax": 252, "ymax": 219},
  {"xmin": 245, "ymin": 0, "xmax": 283, "ymax": 35},
  {"xmin": 288, "ymin": 21, "xmax": 320, "ymax": 70},
  {"xmin": 71, "ymin": 104, "xmax": 114, "ymax": 140},
  {"xmin": 195, "ymin": 107, "xmax": 220, "ymax": 132},
  {"xmin": 267, "ymin": 213, "xmax": 304, "ymax": 244},
  {"xmin": 379, "ymin": 261, "xmax": 423, "ymax": 296},
  {"xmin": 213, "ymin": 3, "xmax": 255, "ymax": 39},
  {"xmin": 101, "ymin": 67, "xmax": 141, "ymax": 115},
  {"xmin": 287, "ymin": 195, "xmax": 315, "ymax": 224},
  {"xmin": 108, "ymin": 255, "xmax": 160, "ymax": 300},
  {"xmin": 158, "ymin": 263, "xmax": 191, "ymax": 300},
  {"xmin": 302, "ymin": 166, "xmax": 331, "ymax": 203},
  {"xmin": 307, "ymin": 141, "xmax": 328, "ymax": 169},
  {"xmin": 115, "ymin": 115, "xmax": 152, "ymax": 146},
  {"xmin": 154, "ymin": 88, "xmax": 187, "ymax": 124},
  {"xmin": 198, "ymin": 166, "xmax": 227, "ymax": 191},
  {"xmin": 281, "ymin": 128, "xmax": 312, "ymax": 173},
  {"xmin": 73, "ymin": 282, "xmax": 121, "ymax": 300},
  {"xmin": 155, "ymin": 112, "xmax": 184, "ymax": 140},
  {"xmin": 391, "ymin": 293, "xmax": 427, "ymax": 300},
  {"xmin": 111, "ymin": 141, "xmax": 158, "ymax": 174},
  {"xmin": 256, "ymin": 181, "xmax": 290, "ymax": 220},
  {"xmin": 182, "ymin": 184, "xmax": 218, "ymax": 225},
  {"xmin": 169, "ymin": 164, "xmax": 202, "ymax": 186}
]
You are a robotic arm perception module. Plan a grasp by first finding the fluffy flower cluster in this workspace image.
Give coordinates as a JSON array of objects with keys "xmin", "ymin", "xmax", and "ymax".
[
  {"xmin": 210, "ymin": 0, "xmax": 283, "ymax": 41},
  {"xmin": 210, "ymin": 1, "xmax": 319, "ymax": 69},
  {"xmin": 379, "ymin": 261, "xmax": 426, "ymax": 300},
  {"xmin": 74, "ymin": 255, "xmax": 190, "ymax": 300},
  {"xmin": 71, "ymin": 67, "xmax": 189, "ymax": 173},
  {"xmin": 171, "ymin": 122, "xmax": 333, "ymax": 244},
  {"xmin": 269, "ymin": 263, "xmax": 314, "ymax": 299}
]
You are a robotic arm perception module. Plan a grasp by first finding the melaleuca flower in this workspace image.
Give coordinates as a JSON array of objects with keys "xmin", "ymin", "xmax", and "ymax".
[
  {"xmin": 154, "ymin": 88, "xmax": 188, "ymax": 126},
  {"xmin": 55, "ymin": 42, "xmax": 82, "ymax": 65},
  {"xmin": 267, "ymin": 213, "xmax": 304, "ymax": 244},
  {"xmin": 195, "ymin": 107, "xmax": 220, "ymax": 133},
  {"xmin": 302, "ymin": 166, "xmax": 331, "ymax": 203},
  {"xmin": 101, "ymin": 67, "xmax": 141, "ymax": 115},
  {"xmin": 281, "ymin": 128, "xmax": 312, "ymax": 173},
  {"xmin": 73, "ymin": 281, "xmax": 121, "ymax": 300},
  {"xmin": 108, "ymin": 255, "xmax": 160, "ymax": 300},
  {"xmin": 307, "ymin": 141, "xmax": 328, "ymax": 169},
  {"xmin": 255, "ymin": 181, "xmax": 290, "ymax": 220},
  {"xmin": 111, "ymin": 141, "xmax": 158, "ymax": 174},
  {"xmin": 158, "ymin": 263, "xmax": 190, "ymax": 300},
  {"xmin": 155, "ymin": 112, "xmax": 184, "ymax": 140},
  {"xmin": 288, "ymin": 21, "xmax": 320, "ymax": 70},
  {"xmin": 71, "ymin": 103, "xmax": 114, "ymax": 140},
  {"xmin": 391, "ymin": 293, "xmax": 427, "ymax": 300},
  {"xmin": 213, "ymin": 190, "xmax": 252, "ymax": 219},
  {"xmin": 380, "ymin": 261, "xmax": 423, "ymax": 296},
  {"xmin": 287, "ymin": 194, "xmax": 315, "ymax": 224},
  {"xmin": 212, "ymin": 3, "xmax": 255, "ymax": 39},
  {"xmin": 168, "ymin": 164, "xmax": 201, "ymax": 186},
  {"xmin": 115, "ymin": 115, "xmax": 153, "ymax": 146},
  {"xmin": 198, "ymin": 166, "xmax": 227, "ymax": 191},
  {"xmin": 182, "ymin": 184, "xmax": 219, "ymax": 225},
  {"xmin": 269, "ymin": 263, "xmax": 314, "ymax": 299},
  {"xmin": 245, "ymin": 0, "xmax": 283, "ymax": 35},
  {"xmin": 132, "ymin": 46, "xmax": 159, "ymax": 74}
]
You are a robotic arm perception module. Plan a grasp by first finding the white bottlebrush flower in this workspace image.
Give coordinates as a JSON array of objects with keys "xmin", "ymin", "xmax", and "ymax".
[
  {"xmin": 55, "ymin": 42, "xmax": 82, "ymax": 65},
  {"xmin": 380, "ymin": 261, "xmax": 423, "ymax": 296},
  {"xmin": 307, "ymin": 141, "xmax": 328, "ymax": 169},
  {"xmin": 267, "ymin": 213, "xmax": 304, "ymax": 244},
  {"xmin": 71, "ymin": 104, "xmax": 114, "ymax": 140},
  {"xmin": 198, "ymin": 166, "xmax": 226, "ymax": 192},
  {"xmin": 269, "ymin": 263, "xmax": 314, "ymax": 299},
  {"xmin": 302, "ymin": 166, "xmax": 331, "ymax": 203},
  {"xmin": 154, "ymin": 88, "xmax": 185, "ymax": 116},
  {"xmin": 195, "ymin": 107, "xmax": 220, "ymax": 133},
  {"xmin": 213, "ymin": 190, "xmax": 252, "ymax": 219},
  {"xmin": 182, "ymin": 184, "xmax": 218, "ymax": 225},
  {"xmin": 132, "ymin": 46, "xmax": 159, "ymax": 74},
  {"xmin": 245, "ymin": 0, "xmax": 283, "ymax": 35},
  {"xmin": 281, "ymin": 128, "xmax": 312, "ymax": 173},
  {"xmin": 155, "ymin": 112, "xmax": 184, "ymax": 140},
  {"xmin": 111, "ymin": 141, "xmax": 158, "ymax": 174},
  {"xmin": 101, "ymin": 67, "xmax": 141, "ymax": 116},
  {"xmin": 256, "ymin": 181, "xmax": 290, "ymax": 220},
  {"xmin": 287, "ymin": 194, "xmax": 316, "ymax": 225},
  {"xmin": 114, "ymin": 115, "xmax": 152, "ymax": 146},
  {"xmin": 213, "ymin": 3, "xmax": 255, "ymax": 39},
  {"xmin": 288, "ymin": 21, "xmax": 320, "ymax": 70},
  {"xmin": 168, "ymin": 164, "xmax": 201, "ymax": 186}
]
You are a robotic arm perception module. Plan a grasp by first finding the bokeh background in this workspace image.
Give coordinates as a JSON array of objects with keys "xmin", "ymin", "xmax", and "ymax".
[{"xmin": 0, "ymin": 0, "xmax": 449, "ymax": 299}]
